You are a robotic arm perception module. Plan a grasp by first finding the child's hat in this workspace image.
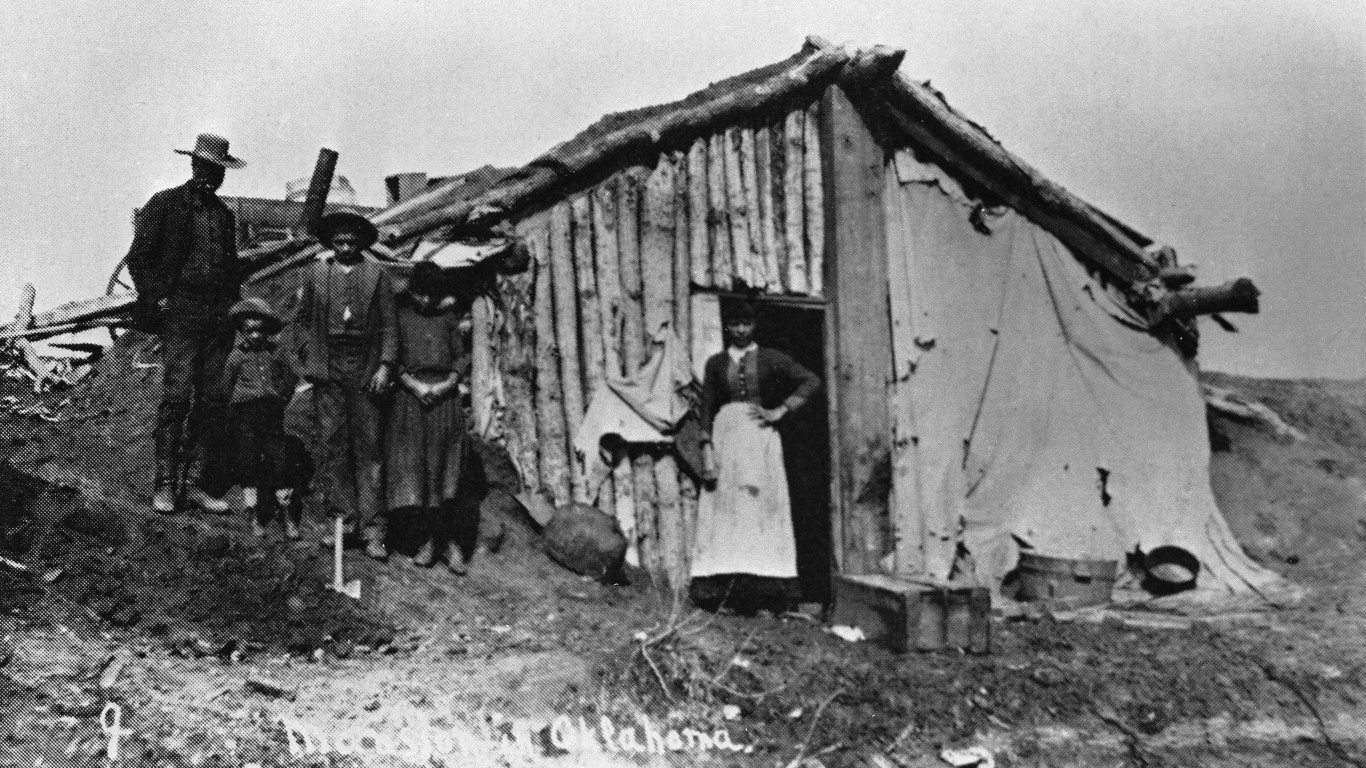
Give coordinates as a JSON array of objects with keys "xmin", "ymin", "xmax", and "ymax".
[{"xmin": 229, "ymin": 297, "xmax": 284, "ymax": 333}]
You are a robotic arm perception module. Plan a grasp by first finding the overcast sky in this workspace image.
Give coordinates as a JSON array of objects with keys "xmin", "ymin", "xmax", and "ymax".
[{"xmin": 1, "ymin": 0, "xmax": 1362, "ymax": 378}]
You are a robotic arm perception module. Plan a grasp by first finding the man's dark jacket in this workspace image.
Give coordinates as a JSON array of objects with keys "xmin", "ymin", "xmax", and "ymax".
[{"xmin": 125, "ymin": 182, "xmax": 244, "ymax": 319}]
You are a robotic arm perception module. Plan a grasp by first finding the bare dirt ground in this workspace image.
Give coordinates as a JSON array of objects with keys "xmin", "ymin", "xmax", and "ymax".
[{"xmin": 3, "ymin": 335, "xmax": 1366, "ymax": 768}]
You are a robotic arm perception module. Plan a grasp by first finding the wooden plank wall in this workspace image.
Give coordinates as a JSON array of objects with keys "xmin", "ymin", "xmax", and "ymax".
[{"xmin": 495, "ymin": 103, "xmax": 830, "ymax": 581}]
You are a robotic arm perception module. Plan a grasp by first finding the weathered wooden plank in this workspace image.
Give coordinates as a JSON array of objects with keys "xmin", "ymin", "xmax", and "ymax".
[
  {"xmin": 571, "ymin": 193, "xmax": 611, "ymax": 511},
  {"xmin": 821, "ymin": 84, "xmax": 891, "ymax": 574},
  {"xmin": 641, "ymin": 157, "xmax": 677, "ymax": 336},
  {"xmin": 591, "ymin": 177, "xmax": 636, "ymax": 554},
  {"xmin": 529, "ymin": 224, "xmax": 570, "ymax": 504},
  {"xmin": 722, "ymin": 128, "xmax": 755, "ymax": 288},
  {"xmin": 653, "ymin": 453, "xmax": 684, "ymax": 588},
  {"xmin": 686, "ymin": 139, "xmax": 711, "ymax": 289},
  {"xmin": 706, "ymin": 133, "xmax": 734, "ymax": 289},
  {"xmin": 883, "ymin": 163, "xmax": 920, "ymax": 576},
  {"xmin": 672, "ymin": 150, "xmax": 692, "ymax": 343},
  {"xmin": 804, "ymin": 102, "xmax": 826, "ymax": 297},
  {"xmin": 549, "ymin": 201, "xmax": 588, "ymax": 502},
  {"xmin": 740, "ymin": 126, "xmax": 768, "ymax": 289},
  {"xmin": 617, "ymin": 168, "xmax": 649, "ymax": 369},
  {"xmin": 494, "ymin": 265, "xmax": 539, "ymax": 494},
  {"xmin": 783, "ymin": 109, "xmax": 810, "ymax": 295},
  {"xmin": 571, "ymin": 194, "xmax": 605, "ymax": 398},
  {"xmin": 470, "ymin": 294, "xmax": 495, "ymax": 437},
  {"xmin": 755, "ymin": 125, "xmax": 782, "ymax": 290},
  {"xmin": 591, "ymin": 180, "xmax": 625, "ymax": 379}
]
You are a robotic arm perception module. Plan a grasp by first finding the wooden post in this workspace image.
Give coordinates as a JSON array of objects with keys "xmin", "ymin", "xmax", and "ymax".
[
  {"xmin": 686, "ymin": 139, "xmax": 711, "ymax": 289},
  {"xmin": 494, "ymin": 266, "xmax": 540, "ymax": 494},
  {"xmin": 617, "ymin": 169, "xmax": 649, "ymax": 369},
  {"xmin": 643, "ymin": 156, "xmax": 683, "ymax": 585},
  {"xmin": 592, "ymin": 181, "xmax": 625, "ymax": 379},
  {"xmin": 804, "ymin": 103, "xmax": 826, "ymax": 297},
  {"xmin": 11, "ymin": 284, "xmax": 52, "ymax": 393},
  {"xmin": 299, "ymin": 148, "xmax": 339, "ymax": 236},
  {"xmin": 706, "ymin": 133, "xmax": 734, "ymax": 289},
  {"xmin": 642, "ymin": 158, "xmax": 677, "ymax": 335},
  {"xmin": 821, "ymin": 84, "xmax": 891, "ymax": 574},
  {"xmin": 618, "ymin": 166, "xmax": 658, "ymax": 566},
  {"xmin": 724, "ymin": 128, "xmax": 757, "ymax": 288},
  {"xmin": 755, "ymin": 125, "xmax": 782, "ymax": 290},
  {"xmin": 571, "ymin": 195, "xmax": 605, "ymax": 398},
  {"xmin": 470, "ymin": 294, "xmax": 495, "ymax": 437},
  {"xmin": 549, "ymin": 202, "xmax": 588, "ymax": 502},
  {"xmin": 672, "ymin": 151, "xmax": 692, "ymax": 344},
  {"xmin": 784, "ymin": 109, "xmax": 810, "ymax": 295},
  {"xmin": 592, "ymin": 178, "xmax": 636, "ymax": 558},
  {"xmin": 571, "ymin": 193, "xmax": 611, "ymax": 510},
  {"xmin": 530, "ymin": 225, "xmax": 570, "ymax": 505}
]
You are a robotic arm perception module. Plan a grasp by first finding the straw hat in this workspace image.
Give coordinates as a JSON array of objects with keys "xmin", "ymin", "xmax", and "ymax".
[{"xmin": 174, "ymin": 133, "xmax": 246, "ymax": 169}]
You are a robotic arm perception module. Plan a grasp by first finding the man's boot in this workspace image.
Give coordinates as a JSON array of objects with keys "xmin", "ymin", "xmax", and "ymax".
[
  {"xmin": 444, "ymin": 542, "xmax": 469, "ymax": 575},
  {"xmin": 363, "ymin": 518, "xmax": 389, "ymax": 561},
  {"xmin": 152, "ymin": 401, "xmax": 187, "ymax": 514}
]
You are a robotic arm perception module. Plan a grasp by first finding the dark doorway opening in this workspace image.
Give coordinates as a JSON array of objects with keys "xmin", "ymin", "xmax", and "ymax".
[{"xmin": 718, "ymin": 296, "xmax": 833, "ymax": 604}]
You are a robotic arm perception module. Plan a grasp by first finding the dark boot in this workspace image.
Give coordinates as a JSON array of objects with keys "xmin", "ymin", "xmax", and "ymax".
[
  {"xmin": 412, "ymin": 538, "xmax": 437, "ymax": 568},
  {"xmin": 444, "ymin": 542, "xmax": 468, "ymax": 575},
  {"xmin": 153, "ymin": 401, "xmax": 188, "ymax": 513}
]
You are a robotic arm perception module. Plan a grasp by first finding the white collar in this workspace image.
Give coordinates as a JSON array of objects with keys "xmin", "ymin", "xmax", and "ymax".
[{"xmin": 727, "ymin": 343, "xmax": 757, "ymax": 363}]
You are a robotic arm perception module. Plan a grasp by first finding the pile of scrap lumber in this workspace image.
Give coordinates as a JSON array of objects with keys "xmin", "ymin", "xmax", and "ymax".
[{"xmin": 0, "ymin": 284, "xmax": 121, "ymax": 392}]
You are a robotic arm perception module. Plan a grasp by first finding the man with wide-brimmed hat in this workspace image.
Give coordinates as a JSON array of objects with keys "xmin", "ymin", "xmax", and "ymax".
[
  {"xmin": 291, "ymin": 210, "xmax": 398, "ymax": 558},
  {"xmin": 125, "ymin": 133, "xmax": 249, "ymax": 514}
]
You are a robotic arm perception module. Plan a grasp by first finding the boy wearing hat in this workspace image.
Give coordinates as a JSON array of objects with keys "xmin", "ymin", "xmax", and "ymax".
[
  {"xmin": 291, "ymin": 211, "xmax": 398, "ymax": 558},
  {"xmin": 220, "ymin": 297, "xmax": 301, "ymax": 538},
  {"xmin": 125, "ymin": 133, "xmax": 248, "ymax": 515}
]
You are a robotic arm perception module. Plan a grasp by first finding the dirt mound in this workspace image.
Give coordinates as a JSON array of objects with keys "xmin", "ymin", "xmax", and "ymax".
[{"xmin": 1204, "ymin": 371, "xmax": 1366, "ymax": 583}]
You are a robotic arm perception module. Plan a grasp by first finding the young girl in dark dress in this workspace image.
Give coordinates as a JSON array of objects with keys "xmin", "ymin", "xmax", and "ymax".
[{"xmin": 386, "ymin": 262, "xmax": 473, "ymax": 573}]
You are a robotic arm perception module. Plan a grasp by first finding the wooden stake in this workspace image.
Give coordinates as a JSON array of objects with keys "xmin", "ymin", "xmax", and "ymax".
[
  {"xmin": 686, "ymin": 139, "xmax": 711, "ymax": 289},
  {"xmin": 804, "ymin": 102, "xmax": 826, "ymax": 297},
  {"xmin": 549, "ymin": 202, "xmax": 588, "ymax": 502},
  {"xmin": 11, "ymin": 284, "xmax": 53, "ymax": 393},
  {"xmin": 783, "ymin": 109, "xmax": 810, "ymax": 295},
  {"xmin": 530, "ymin": 224, "xmax": 571, "ymax": 505},
  {"xmin": 706, "ymin": 133, "xmax": 734, "ymax": 289},
  {"xmin": 755, "ymin": 125, "xmax": 781, "ymax": 290}
]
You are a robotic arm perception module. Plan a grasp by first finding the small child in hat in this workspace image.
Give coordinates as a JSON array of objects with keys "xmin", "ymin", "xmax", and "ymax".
[{"xmin": 219, "ymin": 297, "xmax": 303, "ymax": 538}]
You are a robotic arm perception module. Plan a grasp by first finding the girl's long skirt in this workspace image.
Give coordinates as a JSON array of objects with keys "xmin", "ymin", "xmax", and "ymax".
[
  {"xmin": 385, "ymin": 376, "xmax": 467, "ymax": 511},
  {"xmin": 690, "ymin": 402, "xmax": 798, "ymax": 580}
]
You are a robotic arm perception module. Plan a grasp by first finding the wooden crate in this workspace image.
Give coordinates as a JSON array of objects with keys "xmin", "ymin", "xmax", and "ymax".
[{"xmin": 831, "ymin": 574, "xmax": 990, "ymax": 654}]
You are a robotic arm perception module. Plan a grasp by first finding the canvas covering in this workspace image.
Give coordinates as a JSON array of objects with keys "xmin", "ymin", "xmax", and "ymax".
[{"xmin": 884, "ymin": 150, "xmax": 1279, "ymax": 595}]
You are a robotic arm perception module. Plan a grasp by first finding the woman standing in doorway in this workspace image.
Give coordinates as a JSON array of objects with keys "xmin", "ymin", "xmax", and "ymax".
[{"xmin": 691, "ymin": 302, "xmax": 821, "ymax": 613}]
